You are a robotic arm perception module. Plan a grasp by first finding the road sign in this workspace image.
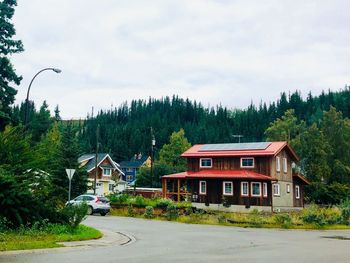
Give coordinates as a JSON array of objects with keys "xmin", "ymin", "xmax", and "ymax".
[{"xmin": 65, "ymin": 169, "xmax": 76, "ymax": 180}]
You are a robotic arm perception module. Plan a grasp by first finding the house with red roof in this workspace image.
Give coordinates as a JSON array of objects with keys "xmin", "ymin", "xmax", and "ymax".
[{"xmin": 162, "ymin": 141, "xmax": 309, "ymax": 212}]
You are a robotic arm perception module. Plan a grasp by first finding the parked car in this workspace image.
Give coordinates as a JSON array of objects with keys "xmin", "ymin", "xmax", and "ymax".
[{"xmin": 66, "ymin": 194, "xmax": 111, "ymax": 216}]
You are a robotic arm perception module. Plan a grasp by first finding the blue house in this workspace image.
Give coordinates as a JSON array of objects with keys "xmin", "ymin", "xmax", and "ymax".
[{"xmin": 120, "ymin": 153, "xmax": 151, "ymax": 184}]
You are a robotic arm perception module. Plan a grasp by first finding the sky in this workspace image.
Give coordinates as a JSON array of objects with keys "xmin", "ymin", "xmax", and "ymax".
[{"xmin": 11, "ymin": 0, "xmax": 350, "ymax": 119}]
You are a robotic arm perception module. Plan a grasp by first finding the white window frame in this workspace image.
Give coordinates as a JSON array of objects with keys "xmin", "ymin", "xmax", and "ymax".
[
  {"xmin": 200, "ymin": 158, "xmax": 212, "ymax": 168},
  {"xmin": 223, "ymin": 181, "xmax": 233, "ymax": 196},
  {"xmin": 103, "ymin": 168, "xmax": 112, "ymax": 176},
  {"xmin": 251, "ymin": 182, "xmax": 261, "ymax": 197},
  {"xmin": 276, "ymin": 156, "xmax": 281, "ymax": 172},
  {"xmin": 263, "ymin": 182, "xmax": 268, "ymax": 197},
  {"xmin": 273, "ymin": 183, "xmax": 280, "ymax": 196},
  {"xmin": 295, "ymin": 185, "xmax": 300, "ymax": 199},
  {"xmin": 240, "ymin": 157, "xmax": 255, "ymax": 168},
  {"xmin": 283, "ymin": 157, "xmax": 288, "ymax": 173},
  {"xmin": 199, "ymin": 180, "xmax": 207, "ymax": 195},
  {"xmin": 241, "ymin": 181, "xmax": 249, "ymax": 196},
  {"xmin": 287, "ymin": 184, "xmax": 291, "ymax": 193}
]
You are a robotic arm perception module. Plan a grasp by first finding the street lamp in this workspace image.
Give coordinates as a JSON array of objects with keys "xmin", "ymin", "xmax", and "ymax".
[{"xmin": 24, "ymin": 67, "xmax": 62, "ymax": 126}]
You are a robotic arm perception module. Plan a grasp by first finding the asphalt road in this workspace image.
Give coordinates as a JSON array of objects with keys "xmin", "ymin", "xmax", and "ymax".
[{"xmin": 1, "ymin": 215, "xmax": 350, "ymax": 263}]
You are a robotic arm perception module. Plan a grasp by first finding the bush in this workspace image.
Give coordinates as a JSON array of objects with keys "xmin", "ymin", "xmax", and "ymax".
[
  {"xmin": 339, "ymin": 199, "xmax": 350, "ymax": 225},
  {"xmin": 127, "ymin": 204, "xmax": 136, "ymax": 217},
  {"xmin": 165, "ymin": 204, "xmax": 179, "ymax": 220},
  {"xmin": 300, "ymin": 205, "xmax": 342, "ymax": 227},
  {"xmin": 248, "ymin": 209, "xmax": 264, "ymax": 226},
  {"xmin": 218, "ymin": 214, "xmax": 227, "ymax": 224},
  {"xmin": 144, "ymin": 206, "xmax": 155, "ymax": 219},
  {"xmin": 155, "ymin": 198, "xmax": 173, "ymax": 210},
  {"xmin": 135, "ymin": 195, "xmax": 146, "ymax": 207},
  {"xmin": 274, "ymin": 214, "xmax": 292, "ymax": 228},
  {"xmin": 60, "ymin": 203, "xmax": 88, "ymax": 230},
  {"xmin": 222, "ymin": 196, "xmax": 231, "ymax": 208},
  {"xmin": 108, "ymin": 193, "xmax": 130, "ymax": 204},
  {"xmin": 185, "ymin": 206, "xmax": 194, "ymax": 215}
]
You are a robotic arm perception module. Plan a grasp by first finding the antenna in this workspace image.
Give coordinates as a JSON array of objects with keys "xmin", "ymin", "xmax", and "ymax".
[{"xmin": 232, "ymin": 134, "xmax": 244, "ymax": 143}]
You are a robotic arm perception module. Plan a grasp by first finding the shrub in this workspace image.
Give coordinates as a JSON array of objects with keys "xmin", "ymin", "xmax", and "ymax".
[
  {"xmin": 274, "ymin": 214, "xmax": 292, "ymax": 228},
  {"xmin": 222, "ymin": 196, "xmax": 231, "ymax": 208},
  {"xmin": 165, "ymin": 204, "xmax": 179, "ymax": 220},
  {"xmin": 108, "ymin": 193, "xmax": 130, "ymax": 204},
  {"xmin": 60, "ymin": 203, "xmax": 88, "ymax": 230},
  {"xmin": 156, "ymin": 198, "xmax": 173, "ymax": 210},
  {"xmin": 144, "ymin": 206, "xmax": 155, "ymax": 219},
  {"xmin": 339, "ymin": 199, "xmax": 350, "ymax": 225},
  {"xmin": 127, "ymin": 204, "xmax": 136, "ymax": 217},
  {"xmin": 185, "ymin": 206, "xmax": 194, "ymax": 215},
  {"xmin": 135, "ymin": 195, "xmax": 146, "ymax": 207},
  {"xmin": 218, "ymin": 214, "xmax": 227, "ymax": 224},
  {"xmin": 301, "ymin": 205, "xmax": 327, "ymax": 227},
  {"xmin": 248, "ymin": 209, "xmax": 264, "ymax": 226}
]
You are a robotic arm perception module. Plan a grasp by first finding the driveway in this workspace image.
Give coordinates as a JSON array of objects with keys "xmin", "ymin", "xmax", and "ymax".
[{"xmin": 1, "ymin": 215, "xmax": 350, "ymax": 263}]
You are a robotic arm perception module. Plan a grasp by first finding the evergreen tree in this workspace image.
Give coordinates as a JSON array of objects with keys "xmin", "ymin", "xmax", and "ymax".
[
  {"xmin": 50, "ymin": 123, "xmax": 87, "ymax": 205},
  {"xmin": 29, "ymin": 100, "xmax": 53, "ymax": 142},
  {"xmin": 54, "ymin": 105, "xmax": 61, "ymax": 121},
  {"xmin": 0, "ymin": 0, "xmax": 24, "ymax": 129}
]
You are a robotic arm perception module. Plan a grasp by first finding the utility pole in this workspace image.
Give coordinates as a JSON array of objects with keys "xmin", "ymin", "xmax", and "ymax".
[
  {"xmin": 150, "ymin": 127, "xmax": 156, "ymax": 188},
  {"xmin": 94, "ymin": 124, "xmax": 100, "ymax": 195}
]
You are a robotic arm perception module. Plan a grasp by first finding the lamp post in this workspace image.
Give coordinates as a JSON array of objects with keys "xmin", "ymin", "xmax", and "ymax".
[{"xmin": 24, "ymin": 67, "xmax": 62, "ymax": 126}]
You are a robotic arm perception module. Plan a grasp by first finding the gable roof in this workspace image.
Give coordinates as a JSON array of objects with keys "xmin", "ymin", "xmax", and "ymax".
[
  {"xmin": 120, "ymin": 155, "xmax": 150, "ymax": 168},
  {"xmin": 78, "ymin": 153, "xmax": 124, "ymax": 175},
  {"xmin": 181, "ymin": 141, "xmax": 299, "ymax": 161}
]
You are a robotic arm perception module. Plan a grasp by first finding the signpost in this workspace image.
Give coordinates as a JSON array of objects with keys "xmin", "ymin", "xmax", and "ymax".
[{"xmin": 66, "ymin": 169, "xmax": 76, "ymax": 202}]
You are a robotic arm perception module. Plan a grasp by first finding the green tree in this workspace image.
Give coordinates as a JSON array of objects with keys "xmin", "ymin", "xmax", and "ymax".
[
  {"xmin": 158, "ymin": 129, "xmax": 191, "ymax": 172},
  {"xmin": 30, "ymin": 100, "xmax": 53, "ymax": 142},
  {"xmin": 299, "ymin": 124, "xmax": 331, "ymax": 182},
  {"xmin": 136, "ymin": 162, "xmax": 173, "ymax": 188},
  {"xmin": 264, "ymin": 109, "xmax": 305, "ymax": 151},
  {"xmin": 320, "ymin": 107, "xmax": 350, "ymax": 184},
  {"xmin": 0, "ymin": 0, "xmax": 24, "ymax": 129},
  {"xmin": 50, "ymin": 123, "xmax": 87, "ymax": 205}
]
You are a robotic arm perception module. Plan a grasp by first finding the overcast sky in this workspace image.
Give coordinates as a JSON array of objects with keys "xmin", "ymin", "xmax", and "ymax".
[{"xmin": 12, "ymin": 0, "xmax": 350, "ymax": 119}]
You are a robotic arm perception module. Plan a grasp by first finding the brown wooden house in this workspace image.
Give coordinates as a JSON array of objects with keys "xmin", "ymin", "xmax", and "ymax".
[{"xmin": 162, "ymin": 142, "xmax": 309, "ymax": 212}]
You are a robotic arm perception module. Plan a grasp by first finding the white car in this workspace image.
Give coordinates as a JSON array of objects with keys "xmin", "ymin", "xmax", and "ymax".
[{"xmin": 67, "ymin": 194, "xmax": 111, "ymax": 216}]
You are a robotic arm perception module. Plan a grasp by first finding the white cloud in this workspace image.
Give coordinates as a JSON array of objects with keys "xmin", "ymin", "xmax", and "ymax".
[{"xmin": 11, "ymin": 0, "xmax": 350, "ymax": 118}]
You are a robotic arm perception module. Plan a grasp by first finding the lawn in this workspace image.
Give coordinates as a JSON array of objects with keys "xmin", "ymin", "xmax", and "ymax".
[{"xmin": 0, "ymin": 224, "xmax": 102, "ymax": 251}]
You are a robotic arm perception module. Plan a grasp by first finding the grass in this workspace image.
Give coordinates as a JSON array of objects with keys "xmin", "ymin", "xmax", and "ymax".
[
  {"xmin": 0, "ymin": 224, "xmax": 102, "ymax": 251},
  {"xmin": 110, "ymin": 207, "xmax": 350, "ymax": 230}
]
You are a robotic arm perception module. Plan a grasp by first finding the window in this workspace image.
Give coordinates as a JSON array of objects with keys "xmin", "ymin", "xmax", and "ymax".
[
  {"xmin": 273, "ymin": 183, "xmax": 280, "ymax": 196},
  {"xmin": 283, "ymin": 158, "xmax": 288, "ymax": 173},
  {"xmin": 223, "ymin": 181, "xmax": 233, "ymax": 196},
  {"xmin": 126, "ymin": 175, "xmax": 133, "ymax": 182},
  {"xmin": 295, "ymin": 185, "xmax": 300, "ymax": 199},
  {"xmin": 263, "ymin": 183, "xmax": 268, "ymax": 197},
  {"xmin": 240, "ymin": 157, "xmax": 254, "ymax": 168},
  {"xmin": 287, "ymin": 184, "xmax": 291, "ymax": 193},
  {"xmin": 200, "ymin": 158, "xmax": 212, "ymax": 168},
  {"xmin": 276, "ymin": 157, "xmax": 281, "ymax": 172},
  {"xmin": 103, "ymin": 168, "xmax": 111, "ymax": 176},
  {"xmin": 96, "ymin": 182, "xmax": 102, "ymax": 187},
  {"xmin": 199, "ymin": 181, "xmax": 207, "ymax": 195},
  {"xmin": 127, "ymin": 168, "xmax": 133, "ymax": 172},
  {"xmin": 241, "ymin": 182, "xmax": 249, "ymax": 196},
  {"xmin": 251, "ymin": 182, "xmax": 261, "ymax": 197}
]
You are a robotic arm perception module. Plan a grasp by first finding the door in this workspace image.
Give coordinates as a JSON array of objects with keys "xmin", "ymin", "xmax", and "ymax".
[{"xmin": 96, "ymin": 182, "xmax": 104, "ymax": 196}]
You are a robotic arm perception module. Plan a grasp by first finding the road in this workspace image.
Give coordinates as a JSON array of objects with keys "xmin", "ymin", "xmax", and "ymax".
[{"xmin": 1, "ymin": 215, "xmax": 350, "ymax": 263}]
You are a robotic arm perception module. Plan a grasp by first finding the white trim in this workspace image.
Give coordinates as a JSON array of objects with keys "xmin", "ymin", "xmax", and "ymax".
[
  {"xmin": 78, "ymin": 156, "xmax": 95, "ymax": 163},
  {"xmin": 223, "ymin": 181, "xmax": 233, "ymax": 196},
  {"xmin": 102, "ymin": 168, "xmax": 112, "ymax": 176},
  {"xmin": 251, "ymin": 182, "xmax": 262, "ymax": 197},
  {"xmin": 199, "ymin": 181, "xmax": 207, "ymax": 195},
  {"xmin": 241, "ymin": 181, "xmax": 249, "ymax": 196},
  {"xmin": 276, "ymin": 156, "xmax": 281, "ymax": 172},
  {"xmin": 295, "ymin": 185, "xmax": 300, "ymax": 199},
  {"xmin": 87, "ymin": 154, "xmax": 121, "ymax": 173},
  {"xmin": 263, "ymin": 182, "xmax": 268, "ymax": 197},
  {"xmin": 283, "ymin": 157, "xmax": 288, "ymax": 173},
  {"xmin": 273, "ymin": 183, "xmax": 280, "ymax": 196},
  {"xmin": 240, "ymin": 157, "xmax": 255, "ymax": 168},
  {"xmin": 287, "ymin": 184, "xmax": 291, "ymax": 193},
  {"xmin": 199, "ymin": 158, "xmax": 212, "ymax": 168}
]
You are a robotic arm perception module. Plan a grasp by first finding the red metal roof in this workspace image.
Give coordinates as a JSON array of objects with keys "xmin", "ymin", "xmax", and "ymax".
[
  {"xmin": 181, "ymin": 141, "xmax": 299, "ymax": 160},
  {"xmin": 162, "ymin": 170, "xmax": 273, "ymax": 180}
]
